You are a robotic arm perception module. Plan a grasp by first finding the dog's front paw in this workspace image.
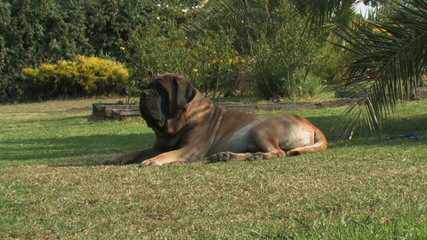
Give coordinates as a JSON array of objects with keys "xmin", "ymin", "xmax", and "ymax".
[{"xmin": 141, "ymin": 158, "xmax": 163, "ymax": 166}]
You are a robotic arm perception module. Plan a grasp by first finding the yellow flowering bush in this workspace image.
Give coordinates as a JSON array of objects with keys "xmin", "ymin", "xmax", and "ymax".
[{"xmin": 22, "ymin": 55, "xmax": 129, "ymax": 98}]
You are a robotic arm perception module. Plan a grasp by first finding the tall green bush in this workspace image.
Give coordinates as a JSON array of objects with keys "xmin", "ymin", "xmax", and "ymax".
[
  {"xmin": 238, "ymin": 2, "xmax": 325, "ymax": 98},
  {"xmin": 127, "ymin": 21, "xmax": 244, "ymax": 98},
  {"xmin": 189, "ymin": 32, "xmax": 248, "ymax": 98}
]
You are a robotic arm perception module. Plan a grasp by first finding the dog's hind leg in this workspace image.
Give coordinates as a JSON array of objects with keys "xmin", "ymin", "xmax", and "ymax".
[
  {"xmin": 207, "ymin": 151, "xmax": 286, "ymax": 162},
  {"xmin": 286, "ymin": 130, "xmax": 328, "ymax": 156}
]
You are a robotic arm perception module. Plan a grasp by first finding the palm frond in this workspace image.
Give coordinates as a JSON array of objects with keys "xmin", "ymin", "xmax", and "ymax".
[
  {"xmin": 289, "ymin": 0, "xmax": 357, "ymax": 29},
  {"xmin": 338, "ymin": 0, "xmax": 427, "ymax": 132}
]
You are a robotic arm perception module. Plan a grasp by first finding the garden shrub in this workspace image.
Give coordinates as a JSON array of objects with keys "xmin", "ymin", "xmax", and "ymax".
[
  {"xmin": 294, "ymin": 72, "xmax": 326, "ymax": 97},
  {"xmin": 198, "ymin": 0, "xmax": 330, "ymax": 99},
  {"xmin": 251, "ymin": 25, "xmax": 322, "ymax": 99},
  {"xmin": 311, "ymin": 44, "xmax": 347, "ymax": 84},
  {"xmin": 127, "ymin": 23, "xmax": 245, "ymax": 98},
  {"xmin": 251, "ymin": 40, "xmax": 291, "ymax": 99},
  {"xmin": 22, "ymin": 56, "xmax": 129, "ymax": 99},
  {"xmin": 126, "ymin": 22, "xmax": 192, "ymax": 84},
  {"xmin": 0, "ymin": 0, "xmax": 160, "ymax": 102},
  {"xmin": 0, "ymin": 0, "xmax": 343, "ymax": 102}
]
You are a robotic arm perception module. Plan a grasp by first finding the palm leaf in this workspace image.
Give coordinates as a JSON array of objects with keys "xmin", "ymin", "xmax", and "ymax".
[
  {"xmin": 290, "ymin": 0, "xmax": 358, "ymax": 29},
  {"xmin": 337, "ymin": 0, "xmax": 427, "ymax": 132}
]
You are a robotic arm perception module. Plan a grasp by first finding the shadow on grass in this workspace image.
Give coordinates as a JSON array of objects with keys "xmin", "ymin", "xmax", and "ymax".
[
  {"xmin": 1, "ymin": 113, "xmax": 425, "ymax": 166},
  {"xmin": 0, "ymin": 133, "xmax": 155, "ymax": 164},
  {"xmin": 307, "ymin": 114, "xmax": 427, "ymax": 143}
]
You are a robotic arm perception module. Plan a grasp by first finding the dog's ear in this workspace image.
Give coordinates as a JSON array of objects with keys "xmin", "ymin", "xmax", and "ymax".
[
  {"xmin": 174, "ymin": 76, "xmax": 196, "ymax": 110},
  {"xmin": 154, "ymin": 74, "xmax": 196, "ymax": 115}
]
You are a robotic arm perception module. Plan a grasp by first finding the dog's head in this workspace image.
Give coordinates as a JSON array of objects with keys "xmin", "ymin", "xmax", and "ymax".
[{"xmin": 140, "ymin": 74, "xmax": 197, "ymax": 135}]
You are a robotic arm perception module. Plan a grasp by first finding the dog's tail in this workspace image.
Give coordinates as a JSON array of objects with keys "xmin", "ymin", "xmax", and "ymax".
[{"xmin": 287, "ymin": 128, "xmax": 328, "ymax": 156}]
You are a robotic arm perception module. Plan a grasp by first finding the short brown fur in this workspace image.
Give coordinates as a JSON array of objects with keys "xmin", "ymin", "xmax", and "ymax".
[{"xmin": 113, "ymin": 73, "xmax": 328, "ymax": 166}]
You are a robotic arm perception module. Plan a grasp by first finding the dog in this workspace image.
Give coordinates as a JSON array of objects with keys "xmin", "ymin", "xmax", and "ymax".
[{"xmin": 113, "ymin": 73, "xmax": 327, "ymax": 166}]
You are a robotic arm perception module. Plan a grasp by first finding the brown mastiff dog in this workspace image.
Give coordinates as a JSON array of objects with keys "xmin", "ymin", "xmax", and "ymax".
[{"xmin": 114, "ymin": 73, "xmax": 327, "ymax": 166}]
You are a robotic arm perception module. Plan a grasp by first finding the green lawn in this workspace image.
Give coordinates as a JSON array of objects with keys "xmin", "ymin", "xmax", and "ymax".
[{"xmin": 1, "ymin": 98, "xmax": 427, "ymax": 239}]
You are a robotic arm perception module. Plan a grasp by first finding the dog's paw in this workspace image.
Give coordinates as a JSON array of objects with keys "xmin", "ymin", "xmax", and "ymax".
[
  {"xmin": 248, "ymin": 152, "xmax": 267, "ymax": 161},
  {"xmin": 141, "ymin": 159, "xmax": 153, "ymax": 166},
  {"xmin": 141, "ymin": 158, "xmax": 162, "ymax": 166},
  {"xmin": 207, "ymin": 152, "xmax": 232, "ymax": 162}
]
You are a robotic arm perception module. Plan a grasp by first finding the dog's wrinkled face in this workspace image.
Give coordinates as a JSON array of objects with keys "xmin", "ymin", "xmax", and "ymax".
[
  {"xmin": 140, "ymin": 74, "xmax": 196, "ymax": 135},
  {"xmin": 140, "ymin": 87, "xmax": 167, "ymax": 129}
]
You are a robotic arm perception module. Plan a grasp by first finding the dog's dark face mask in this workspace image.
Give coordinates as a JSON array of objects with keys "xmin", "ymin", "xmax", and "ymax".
[
  {"xmin": 140, "ymin": 83, "xmax": 169, "ymax": 131},
  {"xmin": 139, "ymin": 74, "xmax": 196, "ymax": 135}
]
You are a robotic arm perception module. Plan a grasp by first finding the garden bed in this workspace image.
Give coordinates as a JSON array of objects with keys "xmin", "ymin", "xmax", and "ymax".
[
  {"xmin": 217, "ymin": 98, "xmax": 358, "ymax": 112},
  {"xmin": 92, "ymin": 87, "xmax": 427, "ymax": 120},
  {"xmin": 91, "ymin": 99, "xmax": 357, "ymax": 120}
]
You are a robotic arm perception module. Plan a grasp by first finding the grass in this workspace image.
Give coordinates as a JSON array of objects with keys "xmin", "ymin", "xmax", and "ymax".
[{"xmin": 0, "ymin": 98, "xmax": 427, "ymax": 239}]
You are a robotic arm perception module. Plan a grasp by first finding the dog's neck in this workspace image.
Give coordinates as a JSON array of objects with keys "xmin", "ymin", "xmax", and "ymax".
[
  {"xmin": 185, "ymin": 91, "xmax": 218, "ymax": 122},
  {"xmin": 187, "ymin": 91, "xmax": 210, "ymax": 109}
]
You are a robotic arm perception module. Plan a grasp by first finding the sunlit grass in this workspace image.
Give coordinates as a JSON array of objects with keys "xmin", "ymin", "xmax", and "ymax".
[{"xmin": 0, "ymin": 98, "xmax": 426, "ymax": 239}]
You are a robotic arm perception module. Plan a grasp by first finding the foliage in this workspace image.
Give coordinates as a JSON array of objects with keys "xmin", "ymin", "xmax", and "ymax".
[
  {"xmin": 0, "ymin": 0, "xmax": 155, "ymax": 102},
  {"xmin": 126, "ymin": 21, "xmax": 192, "ymax": 82},
  {"xmin": 295, "ymin": 73, "xmax": 327, "ymax": 97},
  {"xmin": 290, "ymin": 0, "xmax": 356, "ymax": 29},
  {"xmin": 166, "ymin": 0, "xmax": 333, "ymax": 99},
  {"xmin": 126, "ymin": 12, "xmax": 248, "ymax": 98},
  {"xmin": 311, "ymin": 44, "xmax": 348, "ymax": 84},
  {"xmin": 292, "ymin": 0, "xmax": 427, "ymax": 131},
  {"xmin": 289, "ymin": 0, "xmax": 389, "ymax": 28},
  {"xmin": 22, "ymin": 56, "xmax": 129, "ymax": 99},
  {"xmin": 250, "ymin": 25, "xmax": 323, "ymax": 98},
  {"xmin": 188, "ymin": 32, "xmax": 246, "ymax": 98},
  {"xmin": 336, "ymin": 0, "xmax": 427, "ymax": 131},
  {"xmin": 0, "ymin": 0, "xmax": 349, "ymax": 102},
  {"xmin": 0, "ymin": 0, "xmax": 90, "ymax": 101}
]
